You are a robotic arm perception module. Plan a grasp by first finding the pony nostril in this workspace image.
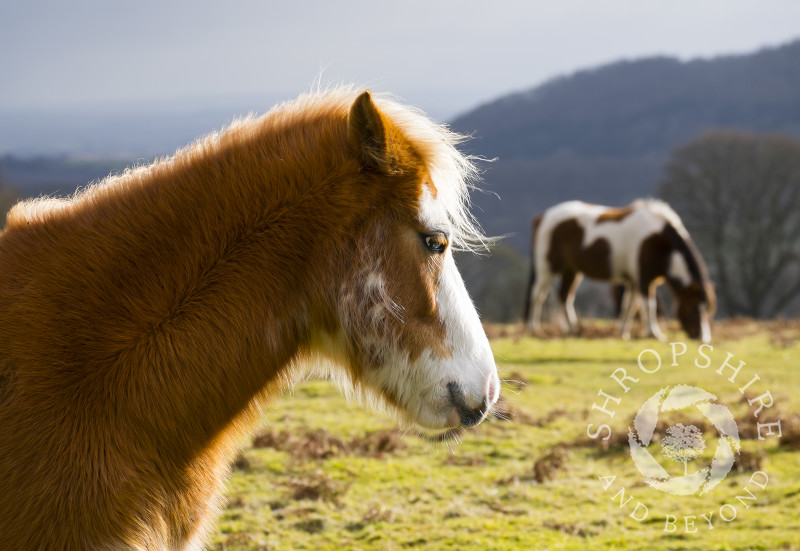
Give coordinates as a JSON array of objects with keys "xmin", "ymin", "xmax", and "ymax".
[{"xmin": 446, "ymin": 381, "xmax": 489, "ymax": 428}]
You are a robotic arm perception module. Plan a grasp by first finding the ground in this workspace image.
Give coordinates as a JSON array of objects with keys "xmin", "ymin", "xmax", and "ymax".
[{"xmin": 211, "ymin": 319, "xmax": 800, "ymax": 550}]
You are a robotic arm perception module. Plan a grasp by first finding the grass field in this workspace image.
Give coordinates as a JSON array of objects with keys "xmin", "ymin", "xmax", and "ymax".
[{"xmin": 211, "ymin": 319, "xmax": 800, "ymax": 550}]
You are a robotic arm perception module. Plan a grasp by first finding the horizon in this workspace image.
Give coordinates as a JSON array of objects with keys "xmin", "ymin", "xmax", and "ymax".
[
  {"xmin": 2, "ymin": 1, "xmax": 800, "ymax": 157},
  {"xmin": 3, "ymin": 35, "xmax": 797, "ymax": 117},
  {"xmin": 4, "ymin": 2, "xmax": 800, "ymax": 111},
  {"xmin": 2, "ymin": 37, "xmax": 798, "ymax": 160}
]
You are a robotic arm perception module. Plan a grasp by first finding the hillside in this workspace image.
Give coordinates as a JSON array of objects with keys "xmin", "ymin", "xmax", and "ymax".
[{"xmin": 452, "ymin": 39, "xmax": 800, "ymax": 251}]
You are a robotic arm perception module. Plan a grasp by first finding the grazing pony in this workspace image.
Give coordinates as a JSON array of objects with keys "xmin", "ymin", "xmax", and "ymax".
[
  {"xmin": 0, "ymin": 89, "xmax": 500, "ymax": 550},
  {"xmin": 523, "ymin": 199, "xmax": 714, "ymax": 342}
]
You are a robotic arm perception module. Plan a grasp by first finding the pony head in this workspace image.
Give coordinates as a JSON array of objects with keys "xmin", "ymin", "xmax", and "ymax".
[
  {"xmin": 314, "ymin": 91, "xmax": 500, "ymax": 431},
  {"xmin": 675, "ymin": 282, "xmax": 715, "ymax": 343}
]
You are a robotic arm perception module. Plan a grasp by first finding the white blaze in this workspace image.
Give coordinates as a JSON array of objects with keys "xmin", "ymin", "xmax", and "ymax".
[
  {"xmin": 418, "ymin": 186, "xmax": 500, "ymax": 421},
  {"xmin": 436, "ymin": 252, "xmax": 500, "ymax": 405}
]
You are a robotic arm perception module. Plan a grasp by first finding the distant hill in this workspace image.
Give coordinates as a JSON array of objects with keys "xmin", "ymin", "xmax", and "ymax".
[
  {"xmin": 0, "ymin": 156, "xmax": 129, "ymax": 198},
  {"xmin": 452, "ymin": 39, "xmax": 800, "ymax": 252}
]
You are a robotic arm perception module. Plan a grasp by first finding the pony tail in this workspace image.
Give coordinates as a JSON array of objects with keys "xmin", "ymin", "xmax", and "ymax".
[
  {"xmin": 522, "ymin": 251, "xmax": 537, "ymax": 325},
  {"xmin": 522, "ymin": 215, "xmax": 543, "ymax": 324}
]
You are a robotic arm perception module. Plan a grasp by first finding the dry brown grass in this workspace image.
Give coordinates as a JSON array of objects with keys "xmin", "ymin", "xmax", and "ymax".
[
  {"xmin": 284, "ymin": 469, "xmax": 351, "ymax": 504},
  {"xmin": 491, "ymin": 395, "xmax": 537, "ymax": 424},
  {"xmin": 542, "ymin": 519, "xmax": 601, "ymax": 538},
  {"xmin": 483, "ymin": 321, "xmax": 620, "ymax": 341},
  {"xmin": 360, "ymin": 504, "xmax": 397, "ymax": 524},
  {"xmin": 732, "ymin": 448, "xmax": 766, "ymax": 472},
  {"xmin": 492, "ymin": 394, "xmax": 575, "ymax": 427},
  {"xmin": 533, "ymin": 447, "xmax": 570, "ymax": 483},
  {"xmin": 484, "ymin": 317, "xmax": 800, "ymax": 347},
  {"xmin": 252, "ymin": 427, "xmax": 404, "ymax": 460},
  {"xmin": 711, "ymin": 317, "xmax": 800, "ymax": 347},
  {"xmin": 497, "ymin": 446, "xmax": 570, "ymax": 485},
  {"xmin": 442, "ymin": 453, "xmax": 486, "ymax": 467},
  {"xmin": 777, "ymin": 413, "xmax": 800, "ymax": 450}
]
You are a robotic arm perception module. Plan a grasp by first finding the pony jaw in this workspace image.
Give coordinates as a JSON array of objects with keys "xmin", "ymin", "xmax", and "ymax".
[
  {"xmin": 320, "ymin": 251, "xmax": 499, "ymax": 431},
  {"xmin": 319, "ymin": 340, "xmax": 498, "ymax": 431},
  {"xmin": 327, "ymin": 250, "xmax": 499, "ymax": 431}
]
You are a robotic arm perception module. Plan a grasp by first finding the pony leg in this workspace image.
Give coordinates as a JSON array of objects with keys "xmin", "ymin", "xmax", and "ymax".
[
  {"xmin": 644, "ymin": 291, "xmax": 667, "ymax": 341},
  {"xmin": 620, "ymin": 289, "xmax": 640, "ymax": 340},
  {"xmin": 559, "ymin": 271, "xmax": 583, "ymax": 335},
  {"xmin": 529, "ymin": 273, "xmax": 554, "ymax": 332},
  {"xmin": 617, "ymin": 285, "xmax": 632, "ymax": 330}
]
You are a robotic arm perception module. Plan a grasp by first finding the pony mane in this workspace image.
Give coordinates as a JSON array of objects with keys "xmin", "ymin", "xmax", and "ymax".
[
  {"xmin": 224, "ymin": 86, "xmax": 491, "ymax": 252},
  {"xmin": 633, "ymin": 198, "xmax": 690, "ymax": 238},
  {"xmin": 254, "ymin": 87, "xmax": 492, "ymax": 253},
  {"xmin": 7, "ymin": 86, "xmax": 490, "ymax": 253},
  {"xmin": 364, "ymin": 88, "xmax": 490, "ymax": 252}
]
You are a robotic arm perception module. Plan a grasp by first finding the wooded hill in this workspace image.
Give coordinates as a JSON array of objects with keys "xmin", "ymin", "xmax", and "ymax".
[{"xmin": 451, "ymin": 39, "xmax": 800, "ymax": 252}]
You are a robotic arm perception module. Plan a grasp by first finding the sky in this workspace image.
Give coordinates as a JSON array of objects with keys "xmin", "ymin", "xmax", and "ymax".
[{"xmin": 2, "ymin": 0, "xmax": 800, "ymax": 121}]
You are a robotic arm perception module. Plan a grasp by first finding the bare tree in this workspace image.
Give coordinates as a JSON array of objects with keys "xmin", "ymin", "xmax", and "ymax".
[{"xmin": 659, "ymin": 130, "xmax": 800, "ymax": 318}]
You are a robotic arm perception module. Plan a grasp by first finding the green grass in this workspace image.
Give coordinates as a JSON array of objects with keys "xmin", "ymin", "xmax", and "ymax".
[{"xmin": 211, "ymin": 322, "xmax": 800, "ymax": 550}]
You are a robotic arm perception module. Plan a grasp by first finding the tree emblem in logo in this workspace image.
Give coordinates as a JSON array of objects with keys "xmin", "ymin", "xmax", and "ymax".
[
  {"xmin": 661, "ymin": 423, "xmax": 707, "ymax": 476},
  {"xmin": 628, "ymin": 385, "xmax": 740, "ymax": 496}
]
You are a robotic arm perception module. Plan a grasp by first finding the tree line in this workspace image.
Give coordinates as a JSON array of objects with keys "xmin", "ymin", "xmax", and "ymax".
[
  {"xmin": 659, "ymin": 130, "xmax": 800, "ymax": 319},
  {"xmin": 459, "ymin": 129, "xmax": 800, "ymax": 322}
]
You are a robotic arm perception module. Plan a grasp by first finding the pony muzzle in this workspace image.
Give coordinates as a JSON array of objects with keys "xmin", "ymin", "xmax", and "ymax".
[{"xmin": 445, "ymin": 381, "xmax": 492, "ymax": 428}]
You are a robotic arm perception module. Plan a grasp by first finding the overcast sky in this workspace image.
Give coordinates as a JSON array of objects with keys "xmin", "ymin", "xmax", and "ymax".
[{"xmin": 2, "ymin": 0, "xmax": 800, "ymax": 120}]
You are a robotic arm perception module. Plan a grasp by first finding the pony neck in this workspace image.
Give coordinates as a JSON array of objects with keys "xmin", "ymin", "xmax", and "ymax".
[
  {"xmin": 134, "ymin": 129, "xmax": 356, "ymax": 444},
  {"xmin": 662, "ymin": 223, "xmax": 708, "ymax": 295},
  {"xmin": 19, "ymin": 115, "xmax": 356, "ymax": 460},
  {"xmin": 0, "ymin": 111, "xmax": 368, "ymax": 546}
]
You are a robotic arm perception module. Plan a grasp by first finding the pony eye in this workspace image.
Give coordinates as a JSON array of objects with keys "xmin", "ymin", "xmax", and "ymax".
[{"xmin": 422, "ymin": 233, "xmax": 448, "ymax": 254}]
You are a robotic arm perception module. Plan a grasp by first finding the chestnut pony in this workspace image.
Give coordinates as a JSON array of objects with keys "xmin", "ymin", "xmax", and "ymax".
[{"xmin": 0, "ymin": 89, "xmax": 500, "ymax": 550}]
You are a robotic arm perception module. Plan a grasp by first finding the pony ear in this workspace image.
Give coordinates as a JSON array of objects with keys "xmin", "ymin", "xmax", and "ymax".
[{"xmin": 349, "ymin": 91, "xmax": 391, "ymax": 172}]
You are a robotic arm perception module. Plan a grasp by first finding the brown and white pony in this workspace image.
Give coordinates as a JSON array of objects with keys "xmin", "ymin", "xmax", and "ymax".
[
  {"xmin": 0, "ymin": 89, "xmax": 500, "ymax": 550},
  {"xmin": 523, "ymin": 199, "xmax": 714, "ymax": 342}
]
